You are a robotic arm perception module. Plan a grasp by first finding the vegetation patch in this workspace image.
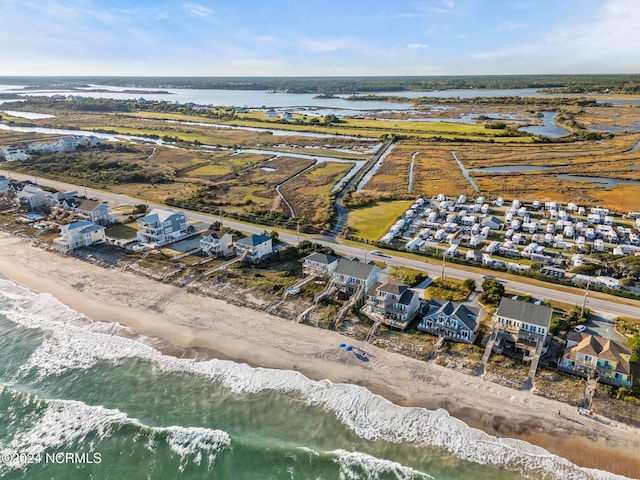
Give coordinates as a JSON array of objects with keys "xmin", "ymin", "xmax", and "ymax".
[
  {"xmin": 425, "ymin": 278, "xmax": 474, "ymax": 301},
  {"xmin": 346, "ymin": 200, "xmax": 413, "ymax": 240}
]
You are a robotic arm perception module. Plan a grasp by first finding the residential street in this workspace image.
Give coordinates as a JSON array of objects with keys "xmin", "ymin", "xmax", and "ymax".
[{"xmin": 4, "ymin": 169, "xmax": 640, "ymax": 319}]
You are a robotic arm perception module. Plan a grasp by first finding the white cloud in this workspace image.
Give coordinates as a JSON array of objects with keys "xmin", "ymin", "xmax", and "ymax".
[
  {"xmin": 560, "ymin": 0, "xmax": 640, "ymax": 54},
  {"xmin": 407, "ymin": 43, "xmax": 429, "ymax": 49},
  {"xmin": 186, "ymin": 3, "xmax": 214, "ymax": 17},
  {"xmin": 538, "ymin": 0, "xmax": 640, "ymax": 71}
]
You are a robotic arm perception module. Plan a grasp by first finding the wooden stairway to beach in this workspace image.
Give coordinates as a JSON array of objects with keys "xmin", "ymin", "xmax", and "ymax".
[
  {"xmin": 330, "ymin": 284, "xmax": 364, "ymax": 330},
  {"xmin": 296, "ymin": 280, "xmax": 336, "ymax": 323}
]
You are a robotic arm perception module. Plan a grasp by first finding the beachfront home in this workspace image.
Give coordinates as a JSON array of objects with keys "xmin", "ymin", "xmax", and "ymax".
[
  {"xmin": 332, "ymin": 258, "xmax": 379, "ymax": 300},
  {"xmin": 235, "ymin": 234, "xmax": 273, "ymax": 263},
  {"xmin": 136, "ymin": 208, "xmax": 189, "ymax": 246},
  {"xmin": 17, "ymin": 185, "xmax": 53, "ymax": 211},
  {"xmin": 199, "ymin": 230, "xmax": 234, "ymax": 258},
  {"xmin": 417, "ymin": 299, "xmax": 480, "ymax": 343},
  {"xmin": 302, "ymin": 252, "xmax": 339, "ymax": 279},
  {"xmin": 492, "ymin": 298, "xmax": 552, "ymax": 360},
  {"xmin": 362, "ymin": 282, "xmax": 421, "ymax": 330},
  {"xmin": 59, "ymin": 196, "xmax": 111, "ymax": 225},
  {"xmin": 53, "ymin": 220, "xmax": 106, "ymax": 253},
  {"xmin": 559, "ymin": 332, "xmax": 633, "ymax": 388}
]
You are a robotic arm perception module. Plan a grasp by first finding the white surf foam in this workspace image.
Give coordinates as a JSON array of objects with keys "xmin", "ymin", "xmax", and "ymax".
[
  {"xmin": 0, "ymin": 278, "xmax": 630, "ymax": 480},
  {"xmin": 331, "ymin": 449, "xmax": 434, "ymax": 480},
  {"xmin": 0, "ymin": 392, "xmax": 230, "ymax": 474}
]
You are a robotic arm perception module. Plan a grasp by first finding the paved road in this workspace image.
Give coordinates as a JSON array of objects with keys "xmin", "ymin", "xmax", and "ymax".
[{"xmin": 5, "ymin": 169, "xmax": 640, "ymax": 319}]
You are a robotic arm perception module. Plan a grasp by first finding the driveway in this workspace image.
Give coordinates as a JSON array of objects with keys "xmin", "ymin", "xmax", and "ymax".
[{"xmin": 585, "ymin": 313, "xmax": 624, "ymax": 342}]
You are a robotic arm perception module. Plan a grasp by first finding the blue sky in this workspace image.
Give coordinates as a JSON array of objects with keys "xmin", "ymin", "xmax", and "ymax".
[{"xmin": 1, "ymin": 0, "xmax": 639, "ymax": 76}]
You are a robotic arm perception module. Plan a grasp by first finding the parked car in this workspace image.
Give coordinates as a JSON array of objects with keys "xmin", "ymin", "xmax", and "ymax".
[{"xmin": 573, "ymin": 325, "xmax": 587, "ymax": 332}]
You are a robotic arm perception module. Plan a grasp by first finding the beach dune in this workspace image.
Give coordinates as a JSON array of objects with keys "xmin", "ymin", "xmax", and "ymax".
[{"xmin": 0, "ymin": 233, "xmax": 639, "ymax": 477}]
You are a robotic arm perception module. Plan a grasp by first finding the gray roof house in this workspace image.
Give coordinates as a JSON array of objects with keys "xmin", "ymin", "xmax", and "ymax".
[
  {"xmin": 491, "ymin": 297, "xmax": 553, "ymax": 363},
  {"xmin": 302, "ymin": 252, "xmax": 339, "ymax": 279},
  {"xmin": 363, "ymin": 282, "xmax": 421, "ymax": 330},
  {"xmin": 332, "ymin": 258, "xmax": 379, "ymax": 299},
  {"xmin": 136, "ymin": 208, "xmax": 189, "ymax": 246},
  {"xmin": 417, "ymin": 299, "xmax": 480, "ymax": 343}
]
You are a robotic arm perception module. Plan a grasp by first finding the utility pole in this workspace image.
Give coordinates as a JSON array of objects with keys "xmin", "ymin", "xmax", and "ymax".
[
  {"xmin": 364, "ymin": 240, "xmax": 368, "ymax": 263},
  {"xmin": 580, "ymin": 280, "xmax": 590, "ymax": 318},
  {"xmin": 441, "ymin": 248, "xmax": 446, "ymax": 284},
  {"xmin": 297, "ymin": 219, "xmax": 300, "ymax": 245}
]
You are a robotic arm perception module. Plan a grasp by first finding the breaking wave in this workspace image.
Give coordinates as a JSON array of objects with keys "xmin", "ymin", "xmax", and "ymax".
[
  {"xmin": 0, "ymin": 278, "xmax": 629, "ymax": 480},
  {"xmin": 0, "ymin": 386, "xmax": 231, "ymax": 474}
]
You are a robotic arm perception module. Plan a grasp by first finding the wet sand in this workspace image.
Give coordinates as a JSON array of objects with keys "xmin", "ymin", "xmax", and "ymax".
[{"xmin": 1, "ymin": 233, "xmax": 639, "ymax": 478}]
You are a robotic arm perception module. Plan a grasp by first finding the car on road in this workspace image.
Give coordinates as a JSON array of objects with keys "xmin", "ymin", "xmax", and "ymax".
[
  {"xmin": 371, "ymin": 250, "xmax": 384, "ymax": 256},
  {"xmin": 573, "ymin": 325, "xmax": 587, "ymax": 332}
]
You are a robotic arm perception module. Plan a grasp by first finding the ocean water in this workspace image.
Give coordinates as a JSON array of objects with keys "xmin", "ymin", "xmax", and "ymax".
[{"xmin": 0, "ymin": 278, "xmax": 625, "ymax": 480}]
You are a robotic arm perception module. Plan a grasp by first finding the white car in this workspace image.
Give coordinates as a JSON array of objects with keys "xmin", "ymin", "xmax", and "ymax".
[
  {"xmin": 573, "ymin": 325, "xmax": 587, "ymax": 332},
  {"xmin": 371, "ymin": 250, "xmax": 384, "ymax": 256}
]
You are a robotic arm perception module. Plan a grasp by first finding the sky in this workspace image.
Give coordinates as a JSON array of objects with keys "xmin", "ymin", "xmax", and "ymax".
[{"xmin": 1, "ymin": 0, "xmax": 639, "ymax": 76}]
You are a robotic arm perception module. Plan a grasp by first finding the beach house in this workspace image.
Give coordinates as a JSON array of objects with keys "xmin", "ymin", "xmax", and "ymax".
[
  {"xmin": 235, "ymin": 234, "xmax": 273, "ymax": 263},
  {"xmin": 417, "ymin": 299, "xmax": 480, "ymax": 343},
  {"xmin": 199, "ymin": 229, "xmax": 234, "ymax": 258},
  {"xmin": 492, "ymin": 297, "xmax": 552, "ymax": 360},
  {"xmin": 17, "ymin": 185, "xmax": 53, "ymax": 211},
  {"xmin": 362, "ymin": 282, "xmax": 421, "ymax": 330},
  {"xmin": 331, "ymin": 258, "xmax": 379, "ymax": 300},
  {"xmin": 136, "ymin": 208, "xmax": 189, "ymax": 246},
  {"xmin": 53, "ymin": 220, "xmax": 106, "ymax": 253},
  {"xmin": 302, "ymin": 252, "xmax": 339, "ymax": 279},
  {"xmin": 59, "ymin": 196, "xmax": 111, "ymax": 225},
  {"xmin": 559, "ymin": 332, "xmax": 633, "ymax": 388}
]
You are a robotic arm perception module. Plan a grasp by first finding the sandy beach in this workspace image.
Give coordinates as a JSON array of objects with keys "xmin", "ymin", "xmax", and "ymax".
[{"xmin": 1, "ymin": 233, "xmax": 639, "ymax": 478}]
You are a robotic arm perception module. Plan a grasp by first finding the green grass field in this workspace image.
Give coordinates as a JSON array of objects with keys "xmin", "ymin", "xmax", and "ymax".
[
  {"xmin": 347, "ymin": 200, "xmax": 413, "ymax": 240},
  {"xmin": 125, "ymin": 111, "xmax": 534, "ymax": 143}
]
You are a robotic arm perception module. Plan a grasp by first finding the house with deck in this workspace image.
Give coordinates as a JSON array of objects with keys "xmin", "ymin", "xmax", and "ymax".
[
  {"xmin": 417, "ymin": 299, "xmax": 480, "ymax": 343},
  {"xmin": 199, "ymin": 230, "xmax": 234, "ymax": 257},
  {"xmin": 302, "ymin": 253, "xmax": 339, "ymax": 279},
  {"xmin": 331, "ymin": 258, "xmax": 379, "ymax": 300},
  {"xmin": 136, "ymin": 208, "xmax": 189, "ymax": 246},
  {"xmin": 559, "ymin": 332, "xmax": 633, "ymax": 388},
  {"xmin": 17, "ymin": 185, "xmax": 53, "ymax": 211},
  {"xmin": 59, "ymin": 196, "xmax": 111, "ymax": 225},
  {"xmin": 53, "ymin": 220, "xmax": 106, "ymax": 253},
  {"xmin": 492, "ymin": 297, "xmax": 552, "ymax": 360},
  {"xmin": 362, "ymin": 282, "xmax": 421, "ymax": 330},
  {"xmin": 235, "ymin": 234, "xmax": 273, "ymax": 263}
]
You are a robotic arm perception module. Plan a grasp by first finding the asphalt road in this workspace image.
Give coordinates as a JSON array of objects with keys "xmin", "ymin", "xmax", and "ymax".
[{"xmin": 5, "ymin": 169, "xmax": 640, "ymax": 319}]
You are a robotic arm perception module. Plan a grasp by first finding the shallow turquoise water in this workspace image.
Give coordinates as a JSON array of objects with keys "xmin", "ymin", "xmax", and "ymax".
[{"xmin": 0, "ymin": 279, "xmax": 616, "ymax": 479}]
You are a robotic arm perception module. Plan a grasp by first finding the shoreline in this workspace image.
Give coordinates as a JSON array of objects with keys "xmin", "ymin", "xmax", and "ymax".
[{"xmin": 1, "ymin": 233, "xmax": 639, "ymax": 478}]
